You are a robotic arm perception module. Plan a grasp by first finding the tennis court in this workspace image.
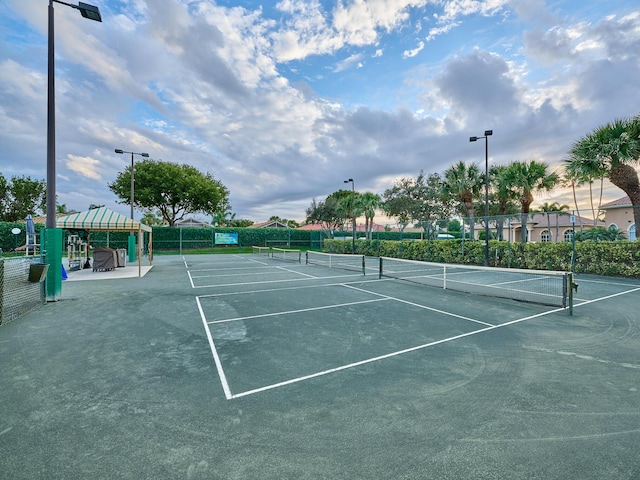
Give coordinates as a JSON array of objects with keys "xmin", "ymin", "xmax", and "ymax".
[{"xmin": 1, "ymin": 252, "xmax": 639, "ymax": 479}]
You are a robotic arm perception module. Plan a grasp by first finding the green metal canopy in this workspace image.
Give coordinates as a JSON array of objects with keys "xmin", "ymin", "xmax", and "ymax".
[
  {"xmin": 56, "ymin": 207, "xmax": 151, "ymax": 232},
  {"xmin": 56, "ymin": 207, "xmax": 153, "ymax": 276}
]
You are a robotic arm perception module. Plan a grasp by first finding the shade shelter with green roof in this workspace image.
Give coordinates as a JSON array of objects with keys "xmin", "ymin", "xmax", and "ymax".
[{"xmin": 56, "ymin": 207, "xmax": 153, "ymax": 277}]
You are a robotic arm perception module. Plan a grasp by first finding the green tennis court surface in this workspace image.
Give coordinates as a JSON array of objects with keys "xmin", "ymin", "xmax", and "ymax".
[{"xmin": 1, "ymin": 253, "xmax": 639, "ymax": 479}]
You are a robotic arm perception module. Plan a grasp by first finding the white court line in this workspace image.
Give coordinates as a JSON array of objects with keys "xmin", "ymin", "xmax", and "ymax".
[
  {"xmin": 573, "ymin": 285, "xmax": 640, "ymax": 307},
  {"xmin": 276, "ymin": 265, "xmax": 317, "ymax": 278},
  {"xmin": 222, "ymin": 285, "xmax": 640, "ymax": 399},
  {"xmin": 192, "ymin": 270, "xmax": 289, "ymax": 279},
  {"xmin": 197, "ymin": 261, "xmax": 640, "ymax": 400},
  {"xmin": 207, "ymin": 298, "xmax": 390, "ymax": 325},
  {"xmin": 574, "ymin": 277, "xmax": 640, "ymax": 288},
  {"xmin": 187, "ymin": 269, "xmax": 195, "ymax": 289},
  {"xmin": 341, "ymin": 283, "xmax": 495, "ymax": 327},
  {"xmin": 196, "ymin": 278, "xmax": 383, "ymax": 298},
  {"xmin": 189, "ymin": 265, "xmax": 275, "ymax": 273},
  {"xmin": 191, "ymin": 272, "xmax": 366, "ymax": 289},
  {"xmin": 196, "ymin": 296, "xmax": 233, "ymax": 399},
  {"xmin": 227, "ymin": 306, "xmax": 567, "ymax": 399}
]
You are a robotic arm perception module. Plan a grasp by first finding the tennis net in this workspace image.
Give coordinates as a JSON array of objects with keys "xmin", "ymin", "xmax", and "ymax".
[
  {"xmin": 252, "ymin": 246, "xmax": 270, "ymax": 256},
  {"xmin": 378, "ymin": 257, "xmax": 570, "ymax": 308},
  {"xmin": 271, "ymin": 247, "xmax": 302, "ymax": 263},
  {"xmin": 306, "ymin": 251, "xmax": 365, "ymax": 274}
]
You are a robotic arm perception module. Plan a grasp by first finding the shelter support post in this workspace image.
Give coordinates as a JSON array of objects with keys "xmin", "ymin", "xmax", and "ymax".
[
  {"xmin": 128, "ymin": 235, "xmax": 136, "ymax": 263},
  {"xmin": 44, "ymin": 227, "xmax": 63, "ymax": 301}
]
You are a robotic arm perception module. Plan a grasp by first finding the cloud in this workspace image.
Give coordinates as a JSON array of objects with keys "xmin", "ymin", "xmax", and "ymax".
[
  {"xmin": 403, "ymin": 40, "xmax": 424, "ymax": 58},
  {"xmin": 1, "ymin": 0, "xmax": 638, "ymax": 223},
  {"xmin": 65, "ymin": 154, "xmax": 103, "ymax": 180}
]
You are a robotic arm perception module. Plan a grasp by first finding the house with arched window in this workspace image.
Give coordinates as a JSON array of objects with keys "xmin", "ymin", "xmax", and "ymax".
[
  {"xmin": 601, "ymin": 196, "xmax": 637, "ymax": 241},
  {"xmin": 505, "ymin": 213, "xmax": 602, "ymax": 243}
]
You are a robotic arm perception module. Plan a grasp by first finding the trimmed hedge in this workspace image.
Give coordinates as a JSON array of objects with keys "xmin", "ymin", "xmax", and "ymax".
[{"xmin": 324, "ymin": 238, "xmax": 640, "ymax": 278}]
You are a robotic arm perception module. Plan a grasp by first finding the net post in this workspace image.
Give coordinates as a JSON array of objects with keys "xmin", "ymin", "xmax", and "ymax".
[
  {"xmin": 361, "ymin": 255, "xmax": 365, "ymax": 276},
  {"xmin": 305, "ymin": 251, "xmax": 309, "ymax": 265},
  {"xmin": 568, "ymin": 272, "xmax": 573, "ymax": 316},
  {"xmin": 379, "ymin": 257, "xmax": 382, "ymax": 279},
  {"xmin": 443, "ymin": 265, "xmax": 447, "ymax": 289}
]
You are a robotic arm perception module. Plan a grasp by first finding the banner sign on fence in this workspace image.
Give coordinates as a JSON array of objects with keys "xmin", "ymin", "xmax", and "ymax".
[{"xmin": 215, "ymin": 232, "xmax": 239, "ymax": 245}]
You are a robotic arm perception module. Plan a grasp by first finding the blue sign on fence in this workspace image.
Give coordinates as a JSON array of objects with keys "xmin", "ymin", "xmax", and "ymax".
[{"xmin": 215, "ymin": 232, "xmax": 239, "ymax": 245}]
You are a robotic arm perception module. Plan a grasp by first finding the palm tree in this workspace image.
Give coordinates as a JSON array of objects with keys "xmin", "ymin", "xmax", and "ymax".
[
  {"xmin": 504, "ymin": 160, "xmax": 560, "ymax": 243},
  {"xmin": 564, "ymin": 150, "xmax": 608, "ymax": 227},
  {"xmin": 533, "ymin": 201, "xmax": 570, "ymax": 242},
  {"xmin": 358, "ymin": 192, "xmax": 381, "ymax": 240},
  {"xmin": 489, "ymin": 165, "xmax": 519, "ymax": 240},
  {"xmin": 441, "ymin": 161, "xmax": 483, "ymax": 239},
  {"xmin": 568, "ymin": 115, "xmax": 640, "ymax": 232},
  {"xmin": 561, "ymin": 165, "xmax": 585, "ymax": 231}
]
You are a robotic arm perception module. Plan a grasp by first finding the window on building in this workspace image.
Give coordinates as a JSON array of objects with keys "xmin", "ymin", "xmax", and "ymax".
[
  {"xmin": 563, "ymin": 229, "xmax": 573, "ymax": 242},
  {"xmin": 630, "ymin": 224, "xmax": 636, "ymax": 241},
  {"xmin": 540, "ymin": 230, "xmax": 551, "ymax": 242}
]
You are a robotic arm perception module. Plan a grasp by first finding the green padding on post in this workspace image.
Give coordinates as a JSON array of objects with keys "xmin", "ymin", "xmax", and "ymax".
[
  {"xmin": 128, "ymin": 235, "xmax": 136, "ymax": 263},
  {"xmin": 44, "ymin": 227, "xmax": 63, "ymax": 301}
]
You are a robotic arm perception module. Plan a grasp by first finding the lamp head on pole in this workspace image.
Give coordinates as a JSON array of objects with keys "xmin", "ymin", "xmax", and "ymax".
[
  {"xmin": 484, "ymin": 130, "xmax": 493, "ymax": 137},
  {"xmin": 469, "ymin": 136, "xmax": 478, "ymax": 142},
  {"xmin": 77, "ymin": 2, "xmax": 102, "ymax": 22},
  {"xmin": 115, "ymin": 149, "xmax": 124, "ymax": 154}
]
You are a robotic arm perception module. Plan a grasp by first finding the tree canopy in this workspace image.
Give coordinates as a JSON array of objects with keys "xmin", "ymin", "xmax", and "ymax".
[
  {"xmin": 566, "ymin": 115, "xmax": 640, "ymax": 232},
  {"xmin": 108, "ymin": 160, "xmax": 230, "ymax": 227},
  {"xmin": 0, "ymin": 173, "xmax": 46, "ymax": 222}
]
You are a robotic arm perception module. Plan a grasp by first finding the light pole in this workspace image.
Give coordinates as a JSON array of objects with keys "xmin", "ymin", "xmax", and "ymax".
[
  {"xmin": 114, "ymin": 150, "xmax": 150, "ymax": 221},
  {"xmin": 344, "ymin": 178, "xmax": 355, "ymax": 254},
  {"xmin": 469, "ymin": 130, "xmax": 493, "ymax": 267},
  {"xmin": 45, "ymin": 0, "xmax": 102, "ymax": 301},
  {"xmin": 115, "ymin": 149, "xmax": 149, "ymax": 262}
]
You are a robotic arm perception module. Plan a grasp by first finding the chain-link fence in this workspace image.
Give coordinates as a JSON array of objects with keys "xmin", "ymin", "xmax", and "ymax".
[{"xmin": 0, "ymin": 255, "xmax": 47, "ymax": 326}]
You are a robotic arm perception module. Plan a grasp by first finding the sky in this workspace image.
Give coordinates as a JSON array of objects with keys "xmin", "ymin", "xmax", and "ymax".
[{"xmin": 1, "ymin": 0, "xmax": 639, "ymax": 225}]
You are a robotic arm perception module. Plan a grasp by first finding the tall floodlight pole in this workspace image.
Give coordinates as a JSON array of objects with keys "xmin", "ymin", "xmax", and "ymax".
[
  {"xmin": 344, "ymin": 178, "xmax": 355, "ymax": 254},
  {"xmin": 114, "ymin": 150, "xmax": 150, "ymax": 221},
  {"xmin": 45, "ymin": 0, "xmax": 102, "ymax": 301},
  {"xmin": 115, "ymin": 149, "xmax": 150, "ymax": 262},
  {"xmin": 469, "ymin": 130, "xmax": 493, "ymax": 267}
]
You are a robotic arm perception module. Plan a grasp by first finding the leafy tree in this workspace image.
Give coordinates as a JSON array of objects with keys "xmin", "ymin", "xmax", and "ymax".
[
  {"xmin": 140, "ymin": 211, "xmax": 165, "ymax": 226},
  {"xmin": 108, "ymin": 160, "xmax": 230, "ymax": 227},
  {"xmin": 413, "ymin": 172, "xmax": 452, "ymax": 237},
  {"xmin": 305, "ymin": 191, "xmax": 352, "ymax": 231},
  {"xmin": 382, "ymin": 177, "xmax": 415, "ymax": 231},
  {"xmin": 383, "ymin": 171, "xmax": 450, "ymax": 235},
  {"xmin": 441, "ymin": 161, "xmax": 483, "ymax": 239},
  {"xmin": 0, "ymin": 173, "xmax": 46, "ymax": 221},
  {"xmin": 503, "ymin": 160, "xmax": 559, "ymax": 243},
  {"xmin": 567, "ymin": 115, "xmax": 640, "ymax": 232},
  {"xmin": 447, "ymin": 219, "xmax": 462, "ymax": 232}
]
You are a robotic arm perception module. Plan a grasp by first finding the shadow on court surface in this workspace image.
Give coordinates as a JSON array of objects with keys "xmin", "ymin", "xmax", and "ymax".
[{"xmin": 1, "ymin": 253, "xmax": 639, "ymax": 479}]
